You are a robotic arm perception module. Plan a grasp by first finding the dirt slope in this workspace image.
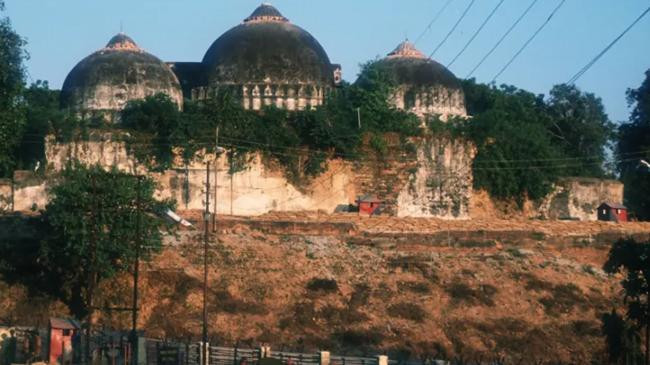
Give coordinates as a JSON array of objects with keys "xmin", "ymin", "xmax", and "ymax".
[{"xmin": 3, "ymin": 216, "xmax": 650, "ymax": 363}]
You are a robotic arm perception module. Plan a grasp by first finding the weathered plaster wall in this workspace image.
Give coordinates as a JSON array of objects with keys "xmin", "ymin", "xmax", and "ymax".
[
  {"xmin": 8, "ymin": 171, "xmax": 47, "ymax": 212},
  {"xmin": 2, "ymin": 134, "xmax": 621, "ymax": 221},
  {"xmin": 45, "ymin": 135, "xmax": 140, "ymax": 173},
  {"xmin": 538, "ymin": 178, "xmax": 624, "ymax": 221},
  {"xmin": 397, "ymin": 137, "xmax": 475, "ymax": 219},
  {"xmin": 469, "ymin": 178, "xmax": 625, "ymax": 221},
  {"xmin": 192, "ymin": 84, "xmax": 328, "ymax": 111},
  {"xmin": 71, "ymin": 83, "xmax": 183, "ymax": 116},
  {"xmin": 0, "ymin": 179, "xmax": 12, "ymax": 212},
  {"xmin": 391, "ymin": 85, "xmax": 466, "ymax": 119},
  {"xmin": 156, "ymin": 156, "xmax": 355, "ymax": 215},
  {"xmin": 41, "ymin": 136, "xmax": 356, "ymax": 216}
]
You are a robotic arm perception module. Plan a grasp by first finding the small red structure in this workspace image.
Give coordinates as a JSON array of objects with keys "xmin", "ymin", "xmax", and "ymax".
[
  {"xmin": 356, "ymin": 195, "xmax": 383, "ymax": 216},
  {"xmin": 597, "ymin": 202, "xmax": 628, "ymax": 222},
  {"xmin": 48, "ymin": 317, "xmax": 80, "ymax": 365}
]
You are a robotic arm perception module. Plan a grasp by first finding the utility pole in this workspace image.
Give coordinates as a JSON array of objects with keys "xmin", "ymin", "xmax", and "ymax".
[
  {"xmin": 86, "ymin": 175, "xmax": 98, "ymax": 365},
  {"xmin": 230, "ymin": 158, "xmax": 233, "ymax": 216},
  {"xmin": 646, "ymin": 301, "xmax": 649, "ymax": 365},
  {"xmin": 202, "ymin": 161, "xmax": 211, "ymax": 365},
  {"xmin": 213, "ymin": 127, "xmax": 219, "ymax": 231},
  {"xmin": 357, "ymin": 108, "xmax": 361, "ymax": 129},
  {"xmin": 131, "ymin": 176, "xmax": 142, "ymax": 365}
]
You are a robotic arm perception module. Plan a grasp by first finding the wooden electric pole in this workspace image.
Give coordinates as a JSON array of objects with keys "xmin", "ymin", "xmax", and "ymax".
[
  {"xmin": 213, "ymin": 127, "xmax": 219, "ymax": 231},
  {"xmin": 202, "ymin": 161, "xmax": 211, "ymax": 365},
  {"xmin": 131, "ymin": 175, "xmax": 142, "ymax": 365},
  {"xmin": 357, "ymin": 107, "xmax": 361, "ymax": 129}
]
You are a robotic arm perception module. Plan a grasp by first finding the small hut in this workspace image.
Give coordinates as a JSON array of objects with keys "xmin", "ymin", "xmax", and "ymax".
[
  {"xmin": 597, "ymin": 203, "xmax": 628, "ymax": 222},
  {"xmin": 48, "ymin": 318, "xmax": 80, "ymax": 365},
  {"xmin": 356, "ymin": 195, "xmax": 383, "ymax": 216}
]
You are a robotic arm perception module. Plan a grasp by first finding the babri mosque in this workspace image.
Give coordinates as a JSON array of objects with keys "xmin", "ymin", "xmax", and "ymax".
[
  {"xmin": 60, "ymin": 3, "xmax": 467, "ymax": 122},
  {"xmin": 0, "ymin": 3, "xmax": 622, "ymax": 220}
]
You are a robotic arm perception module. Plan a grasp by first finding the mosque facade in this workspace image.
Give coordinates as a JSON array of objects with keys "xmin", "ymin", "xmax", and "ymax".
[
  {"xmin": 60, "ymin": 3, "xmax": 466, "ymax": 121},
  {"xmin": 5, "ymin": 4, "xmax": 623, "ymax": 221}
]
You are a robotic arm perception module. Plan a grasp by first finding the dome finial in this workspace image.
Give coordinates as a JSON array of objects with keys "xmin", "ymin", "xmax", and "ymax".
[
  {"xmin": 244, "ymin": 3, "xmax": 289, "ymax": 23},
  {"xmin": 105, "ymin": 33, "xmax": 141, "ymax": 52},
  {"xmin": 387, "ymin": 40, "xmax": 426, "ymax": 59}
]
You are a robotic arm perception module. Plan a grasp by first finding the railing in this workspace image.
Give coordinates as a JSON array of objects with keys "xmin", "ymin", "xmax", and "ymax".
[
  {"xmin": 187, "ymin": 343, "xmax": 200, "ymax": 365},
  {"xmin": 330, "ymin": 355, "xmax": 378, "ymax": 365},
  {"xmin": 273, "ymin": 350, "xmax": 320, "ymax": 365},
  {"xmin": 140, "ymin": 341, "xmax": 456, "ymax": 365},
  {"xmin": 209, "ymin": 345, "xmax": 262, "ymax": 365}
]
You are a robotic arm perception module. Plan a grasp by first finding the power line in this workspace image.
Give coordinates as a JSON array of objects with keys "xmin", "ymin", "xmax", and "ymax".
[
  {"xmin": 35, "ymin": 138, "xmax": 646, "ymax": 171},
  {"xmin": 466, "ymin": 0, "xmax": 538, "ymax": 78},
  {"xmin": 568, "ymin": 5, "xmax": 650, "ymax": 84},
  {"xmin": 491, "ymin": 0, "xmax": 566, "ymax": 82},
  {"xmin": 429, "ymin": 0, "xmax": 477, "ymax": 59},
  {"xmin": 414, "ymin": 0, "xmax": 455, "ymax": 45},
  {"xmin": 17, "ymin": 134, "xmax": 650, "ymax": 165},
  {"xmin": 447, "ymin": 0, "xmax": 506, "ymax": 68}
]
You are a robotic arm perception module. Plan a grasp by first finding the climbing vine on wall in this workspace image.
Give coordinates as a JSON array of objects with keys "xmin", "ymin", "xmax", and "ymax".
[{"xmin": 118, "ymin": 61, "xmax": 421, "ymax": 184}]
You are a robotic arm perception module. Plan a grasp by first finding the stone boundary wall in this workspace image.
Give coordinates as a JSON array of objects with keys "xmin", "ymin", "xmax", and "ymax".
[
  {"xmin": 0, "ymin": 133, "xmax": 624, "ymax": 221},
  {"xmin": 537, "ymin": 177, "xmax": 624, "ymax": 221}
]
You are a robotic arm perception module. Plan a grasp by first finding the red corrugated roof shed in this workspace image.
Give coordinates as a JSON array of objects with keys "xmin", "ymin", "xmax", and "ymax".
[
  {"xmin": 599, "ymin": 202, "xmax": 627, "ymax": 210},
  {"xmin": 357, "ymin": 194, "xmax": 382, "ymax": 203},
  {"xmin": 49, "ymin": 318, "xmax": 80, "ymax": 330}
]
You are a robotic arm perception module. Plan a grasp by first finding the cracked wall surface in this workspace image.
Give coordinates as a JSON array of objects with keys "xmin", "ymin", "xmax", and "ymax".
[{"xmin": 397, "ymin": 137, "xmax": 475, "ymax": 219}]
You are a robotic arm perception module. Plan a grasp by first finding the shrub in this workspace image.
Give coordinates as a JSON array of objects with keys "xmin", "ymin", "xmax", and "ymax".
[
  {"xmin": 511, "ymin": 272, "xmax": 554, "ymax": 292},
  {"xmin": 397, "ymin": 281, "xmax": 431, "ymax": 294},
  {"xmin": 280, "ymin": 301, "xmax": 316, "ymax": 329},
  {"xmin": 457, "ymin": 240, "xmax": 496, "ymax": 248},
  {"xmin": 319, "ymin": 304, "xmax": 368, "ymax": 325},
  {"xmin": 306, "ymin": 278, "xmax": 339, "ymax": 293},
  {"xmin": 388, "ymin": 255, "xmax": 439, "ymax": 283},
  {"xmin": 349, "ymin": 283, "xmax": 371, "ymax": 308},
  {"xmin": 214, "ymin": 290, "xmax": 268, "ymax": 315},
  {"xmin": 570, "ymin": 320, "xmax": 600, "ymax": 337},
  {"xmin": 539, "ymin": 283, "xmax": 585, "ymax": 316},
  {"xmin": 446, "ymin": 281, "xmax": 497, "ymax": 306},
  {"xmin": 387, "ymin": 302, "xmax": 426, "ymax": 322}
]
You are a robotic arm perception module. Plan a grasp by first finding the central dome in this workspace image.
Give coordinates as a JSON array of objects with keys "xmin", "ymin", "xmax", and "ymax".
[{"xmin": 202, "ymin": 4, "xmax": 335, "ymax": 89}]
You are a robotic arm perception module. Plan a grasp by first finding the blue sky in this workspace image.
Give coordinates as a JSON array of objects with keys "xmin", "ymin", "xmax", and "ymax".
[{"xmin": 4, "ymin": 0, "xmax": 650, "ymax": 122}]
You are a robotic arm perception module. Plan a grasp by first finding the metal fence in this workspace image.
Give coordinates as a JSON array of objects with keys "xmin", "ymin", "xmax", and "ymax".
[
  {"xmin": 209, "ymin": 345, "xmax": 262, "ymax": 365},
  {"xmin": 330, "ymin": 355, "xmax": 378, "ymax": 365},
  {"xmin": 272, "ymin": 350, "xmax": 320, "ymax": 365},
  {"xmin": 143, "ymin": 338, "xmax": 200, "ymax": 365},
  {"xmin": 139, "ymin": 342, "xmax": 385, "ymax": 365},
  {"xmin": 139, "ymin": 341, "xmax": 575, "ymax": 365}
]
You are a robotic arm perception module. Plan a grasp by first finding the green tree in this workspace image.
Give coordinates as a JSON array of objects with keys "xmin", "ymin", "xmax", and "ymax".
[
  {"xmin": 546, "ymin": 84, "xmax": 615, "ymax": 177},
  {"xmin": 0, "ymin": 164, "xmax": 172, "ymax": 320},
  {"xmin": 350, "ymin": 60, "xmax": 421, "ymax": 136},
  {"xmin": 118, "ymin": 62, "xmax": 420, "ymax": 182},
  {"xmin": 604, "ymin": 238, "xmax": 650, "ymax": 365},
  {"xmin": 618, "ymin": 70, "xmax": 650, "ymax": 220},
  {"xmin": 121, "ymin": 93, "xmax": 182, "ymax": 170},
  {"xmin": 462, "ymin": 80, "xmax": 562, "ymax": 203},
  {"xmin": 601, "ymin": 309, "xmax": 643, "ymax": 365},
  {"xmin": 15, "ymin": 81, "xmax": 64, "ymax": 170},
  {"xmin": 0, "ymin": 1, "xmax": 27, "ymax": 177}
]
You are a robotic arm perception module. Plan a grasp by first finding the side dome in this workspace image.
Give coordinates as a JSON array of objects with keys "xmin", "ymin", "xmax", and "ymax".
[
  {"xmin": 61, "ymin": 33, "xmax": 183, "ymax": 122},
  {"xmin": 199, "ymin": 4, "xmax": 339, "ymax": 110},
  {"xmin": 368, "ymin": 41, "xmax": 466, "ymax": 118}
]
